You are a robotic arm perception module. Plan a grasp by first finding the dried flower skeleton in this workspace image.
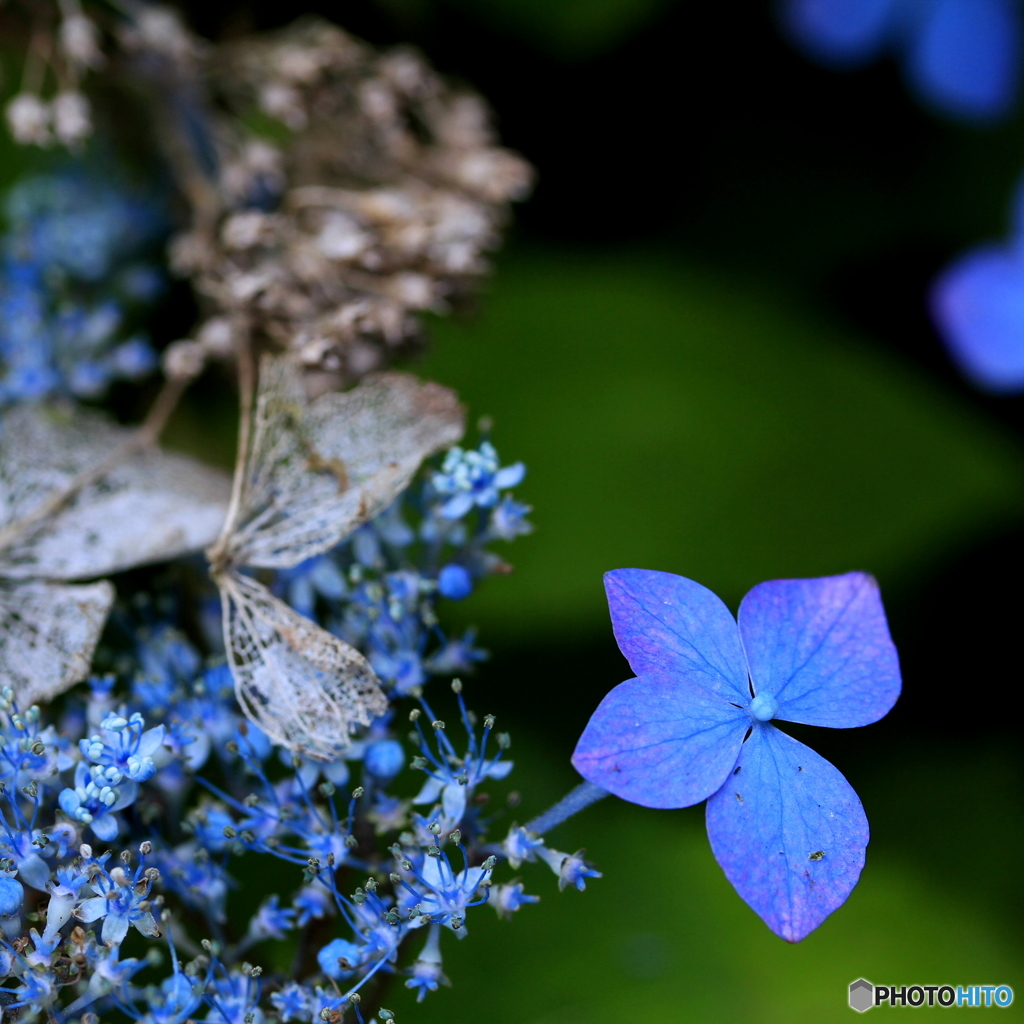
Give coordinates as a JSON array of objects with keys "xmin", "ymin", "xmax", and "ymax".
[
  {"xmin": 207, "ymin": 355, "xmax": 464, "ymax": 759},
  {"xmin": 0, "ymin": 351, "xmax": 462, "ymax": 759},
  {"xmin": 0, "ymin": 405, "xmax": 231, "ymax": 705}
]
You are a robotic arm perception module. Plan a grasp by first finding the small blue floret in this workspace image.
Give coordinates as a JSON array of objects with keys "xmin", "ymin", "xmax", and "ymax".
[{"xmin": 317, "ymin": 938, "xmax": 363, "ymax": 979}]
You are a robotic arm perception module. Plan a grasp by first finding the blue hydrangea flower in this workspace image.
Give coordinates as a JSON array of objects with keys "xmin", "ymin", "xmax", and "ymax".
[
  {"xmin": 246, "ymin": 895, "xmax": 295, "ymax": 943},
  {"xmin": 490, "ymin": 880, "xmax": 540, "ymax": 918},
  {"xmin": 405, "ymin": 924, "xmax": 448, "ymax": 1001},
  {"xmin": 317, "ymin": 937, "xmax": 364, "ymax": 979},
  {"xmin": 293, "ymin": 884, "xmax": 333, "ymax": 927},
  {"xmin": 80, "ymin": 711, "xmax": 166, "ymax": 783},
  {"xmin": 202, "ymin": 968, "xmax": 263, "ymax": 1024},
  {"xmin": 140, "ymin": 969, "xmax": 204, "ymax": 1024},
  {"xmin": 59, "ymin": 762, "xmax": 138, "ymax": 841},
  {"xmin": 432, "ymin": 442, "xmax": 525, "ymax": 519},
  {"xmin": 780, "ymin": 0, "xmax": 1022, "ymax": 122},
  {"xmin": 488, "ymin": 496, "xmax": 533, "ymax": 541},
  {"xmin": 404, "ymin": 851, "xmax": 493, "ymax": 933},
  {"xmin": 573, "ymin": 569, "xmax": 901, "ymax": 941},
  {"xmin": 76, "ymin": 860, "xmax": 161, "ymax": 946},
  {"xmin": 270, "ymin": 982, "xmax": 313, "ymax": 1022},
  {"xmin": 930, "ymin": 174, "xmax": 1024, "ymax": 392}
]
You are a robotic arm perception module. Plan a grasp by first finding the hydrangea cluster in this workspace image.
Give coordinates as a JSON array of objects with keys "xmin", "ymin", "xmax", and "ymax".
[
  {"xmin": 0, "ymin": 423, "xmax": 596, "ymax": 1021},
  {"xmin": 0, "ymin": 168, "xmax": 166, "ymax": 406}
]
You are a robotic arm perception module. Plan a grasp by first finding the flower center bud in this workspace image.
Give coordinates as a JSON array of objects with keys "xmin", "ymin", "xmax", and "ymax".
[{"xmin": 749, "ymin": 693, "xmax": 778, "ymax": 722}]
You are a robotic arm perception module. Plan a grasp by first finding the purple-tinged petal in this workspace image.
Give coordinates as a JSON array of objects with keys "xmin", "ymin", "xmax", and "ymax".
[
  {"xmin": 705, "ymin": 724, "xmax": 868, "ymax": 942},
  {"xmin": 930, "ymin": 244, "xmax": 1024, "ymax": 393},
  {"xmin": 738, "ymin": 572, "xmax": 900, "ymax": 728},
  {"xmin": 604, "ymin": 570, "xmax": 749, "ymax": 704},
  {"xmin": 904, "ymin": 0, "xmax": 1021, "ymax": 123},
  {"xmin": 572, "ymin": 673, "xmax": 749, "ymax": 809}
]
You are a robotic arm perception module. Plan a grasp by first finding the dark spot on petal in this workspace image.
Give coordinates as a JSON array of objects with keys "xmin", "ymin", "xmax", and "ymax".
[
  {"xmin": 809, "ymin": 850, "xmax": 825, "ymax": 861},
  {"xmin": 735, "ymin": 792, "xmax": 743, "ymax": 803},
  {"xmin": 741, "ymin": 727, "xmax": 752, "ymax": 743},
  {"xmin": 797, "ymin": 766, "xmax": 803, "ymax": 771},
  {"xmin": 733, "ymin": 766, "xmax": 741, "ymax": 775}
]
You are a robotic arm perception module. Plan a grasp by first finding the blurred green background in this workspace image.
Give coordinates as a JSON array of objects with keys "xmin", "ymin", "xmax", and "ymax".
[{"xmin": 32, "ymin": 0, "xmax": 1024, "ymax": 1014}]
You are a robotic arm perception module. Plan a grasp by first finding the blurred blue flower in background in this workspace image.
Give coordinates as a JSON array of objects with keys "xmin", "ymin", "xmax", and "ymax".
[
  {"xmin": 573, "ymin": 569, "xmax": 901, "ymax": 941},
  {"xmin": 0, "ymin": 166, "xmax": 166, "ymax": 406},
  {"xmin": 931, "ymin": 174, "xmax": 1024, "ymax": 392},
  {"xmin": 780, "ymin": 0, "xmax": 1022, "ymax": 122}
]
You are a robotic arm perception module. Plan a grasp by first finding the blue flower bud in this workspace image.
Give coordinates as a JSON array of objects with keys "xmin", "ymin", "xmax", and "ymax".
[
  {"xmin": 438, "ymin": 564, "xmax": 472, "ymax": 600},
  {"xmin": 363, "ymin": 740, "xmax": 405, "ymax": 779},
  {"xmin": 0, "ymin": 877, "xmax": 24, "ymax": 918}
]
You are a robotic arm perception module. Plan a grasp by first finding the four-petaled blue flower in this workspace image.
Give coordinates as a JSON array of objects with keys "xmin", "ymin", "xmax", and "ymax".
[{"xmin": 572, "ymin": 569, "xmax": 901, "ymax": 942}]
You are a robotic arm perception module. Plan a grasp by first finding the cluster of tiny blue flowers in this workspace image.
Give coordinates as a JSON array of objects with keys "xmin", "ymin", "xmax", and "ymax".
[
  {"xmin": 0, "ymin": 430, "xmax": 595, "ymax": 1022},
  {"xmin": 0, "ymin": 166, "xmax": 166, "ymax": 406}
]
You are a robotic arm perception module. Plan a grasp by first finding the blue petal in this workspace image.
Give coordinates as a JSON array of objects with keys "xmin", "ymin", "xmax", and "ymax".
[
  {"xmin": 705, "ymin": 724, "xmax": 868, "ymax": 942},
  {"xmin": 930, "ymin": 244, "xmax": 1024, "ymax": 392},
  {"xmin": 440, "ymin": 492, "xmax": 475, "ymax": 519},
  {"xmin": 89, "ymin": 812, "xmax": 119, "ymax": 842},
  {"xmin": 102, "ymin": 909, "xmax": 130, "ymax": 946},
  {"xmin": 779, "ymin": 0, "xmax": 896, "ymax": 66},
  {"xmin": 604, "ymin": 569, "xmax": 750, "ymax": 704},
  {"xmin": 111, "ymin": 780, "xmax": 139, "ymax": 813},
  {"xmin": 16, "ymin": 853, "xmax": 51, "ymax": 892},
  {"xmin": 572, "ymin": 673, "xmax": 748, "ymax": 808},
  {"xmin": 738, "ymin": 572, "xmax": 900, "ymax": 728},
  {"xmin": 904, "ymin": 0, "xmax": 1021, "ymax": 121}
]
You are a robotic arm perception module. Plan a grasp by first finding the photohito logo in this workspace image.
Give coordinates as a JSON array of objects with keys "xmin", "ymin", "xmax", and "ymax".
[{"xmin": 848, "ymin": 980, "xmax": 1014, "ymax": 1011}]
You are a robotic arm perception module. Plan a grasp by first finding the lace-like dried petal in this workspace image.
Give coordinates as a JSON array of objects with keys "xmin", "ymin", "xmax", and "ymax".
[
  {"xmin": 0, "ymin": 579, "xmax": 114, "ymax": 706},
  {"xmin": 221, "ymin": 571, "xmax": 387, "ymax": 759},
  {"xmin": 224, "ymin": 355, "xmax": 464, "ymax": 569},
  {"xmin": 0, "ymin": 406, "xmax": 231, "ymax": 580}
]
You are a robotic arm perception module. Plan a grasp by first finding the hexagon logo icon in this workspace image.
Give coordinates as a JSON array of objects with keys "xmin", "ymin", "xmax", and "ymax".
[{"xmin": 849, "ymin": 979, "xmax": 874, "ymax": 1013}]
